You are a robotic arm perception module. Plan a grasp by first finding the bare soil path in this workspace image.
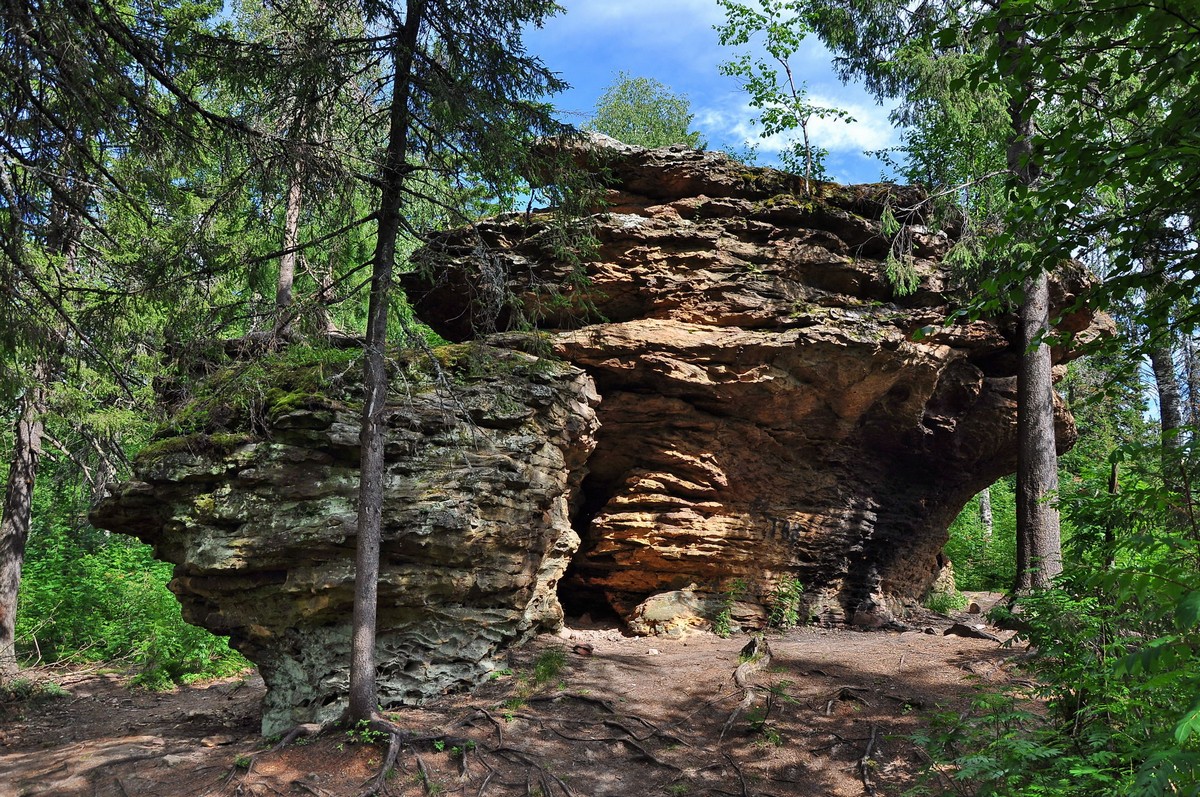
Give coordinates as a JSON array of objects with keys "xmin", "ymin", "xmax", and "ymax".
[{"xmin": 1, "ymin": 595, "xmax": 1016, "ymax": 797}]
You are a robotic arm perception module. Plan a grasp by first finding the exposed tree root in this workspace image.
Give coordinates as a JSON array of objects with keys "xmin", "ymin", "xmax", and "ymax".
[{"xmin": 859, "ymin": 723, "xmax": 880, "ymax": 796}]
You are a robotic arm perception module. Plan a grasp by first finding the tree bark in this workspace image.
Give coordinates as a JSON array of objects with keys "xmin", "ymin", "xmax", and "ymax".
[
  {"xmin": 347, "ymin": 0, "xmax": 425, "ymax": 724},
  {"xmin": 1150, "ymin": 336, "xmax": 1183, "ymax": 473},
  {"xmin": 979, "ymin": 486, "xmax": 993, "ymax": 544},
  {"xmin": 1014, "ymin": 271, "xmax": 1063, "ymax": 591},
  {"xmin": 274, "ymin": 164, "xmax": 304, "ymax": 336},
  {"xmin": 999, "ymin": 4, "xmax": 1062, "ymax": 593},
  {"xmin": 1184, "ymin": 335, "xmax": 1200, "ymax": 431},
  {"xmin": 0, "ymin": 361, "xmax": 48, "ymax": 680}
]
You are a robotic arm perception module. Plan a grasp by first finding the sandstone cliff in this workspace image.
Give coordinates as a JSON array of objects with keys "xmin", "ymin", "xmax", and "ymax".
[
  {"xmin": 92, "ymin": 139, "xmax": 1105, "ymax": 729},
  {"xmin": 405, "ymin": 136, "xmax": 1103, "ymax": 627}
]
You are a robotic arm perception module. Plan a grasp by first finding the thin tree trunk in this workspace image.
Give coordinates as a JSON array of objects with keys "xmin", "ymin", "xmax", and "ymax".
[
  {"xmin": 979, "ymin": 486, "xmax": 993, "ymax": 545},
  {"xmin": 274, "ymin": 165, "xmax": 304, "ymax": 336},
  {"xmin": 314, "ymin": 264, "xmax": 337, "ymax": 336},
  {"xmin": 348, "ymin": 0, "xmax": 425, "ymax": 724},
  {"xmin": 0, "ymin": 361, "xmax": 49, "ymax": 680},
  {"xmin": 1185, "ymin": 334, "xmax": 1200, "ymax": 430},
  {"xmin": 1000, "ymin": 4, "xmax": 1062, "ymax": 593},
  {"xmin": 1150, "ymin": 337, "xmax": 1182, "ymax": 479}
]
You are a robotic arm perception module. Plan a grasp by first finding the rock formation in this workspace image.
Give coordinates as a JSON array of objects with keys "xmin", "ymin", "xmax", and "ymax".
[
  {"xmin": 91, "ymin": 346, "xmax": 598, "ymax": 733},
  {"xmin": 405, "ymin": 135, "xmax": 1105, "ymax": 627},
  {"xmin": 93, "ymin": 137, "xmax": 1107, "ymax": 729}
]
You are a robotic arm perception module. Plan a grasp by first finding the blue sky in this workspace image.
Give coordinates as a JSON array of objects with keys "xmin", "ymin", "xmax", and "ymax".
[{"xmin": 523, "ymin": 0, "xmax": 902, "ymax": 185}]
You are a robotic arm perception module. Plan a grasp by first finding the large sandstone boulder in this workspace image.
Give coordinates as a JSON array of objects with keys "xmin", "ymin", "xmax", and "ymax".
[
  {"xmin": 92, "ymin": 140, "xmax": 1106, "ymax": 731},
  {"xmin": 91, "ymin": 345, "xmax": 598, "ymax": 734},
  {"xmin": 405, "ymin": 137, "xmax": 1106, "ymax": 624}
]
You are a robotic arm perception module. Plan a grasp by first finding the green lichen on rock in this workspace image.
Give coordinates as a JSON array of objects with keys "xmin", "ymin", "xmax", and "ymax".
[{"xmin": 155, "ymin": 343, "xmax": 363, "ymax": 440}]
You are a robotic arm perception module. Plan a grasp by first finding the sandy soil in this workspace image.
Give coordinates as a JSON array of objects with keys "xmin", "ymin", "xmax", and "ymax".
[{"xmin": 0, "ymin": 594, "xmax": 1019, "ymax": 797}]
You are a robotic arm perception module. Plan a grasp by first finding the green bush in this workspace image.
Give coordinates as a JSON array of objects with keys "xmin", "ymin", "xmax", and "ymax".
[
  {"xmin": 767, "ymin": 576, "xmax": 804, "ymax": 630},
  {"xmin": 924, "ymin": 590, "xmax": 968, "ymax": 614},
  {"xmin": 17, "ymin": 509, "xmax": 249, "ymax": 688},
  {"xmin": 911, "ymin": 445, "xmax": 1200, "ymax": 796}
]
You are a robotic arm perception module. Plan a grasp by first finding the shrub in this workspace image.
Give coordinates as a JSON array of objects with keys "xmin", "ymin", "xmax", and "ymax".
[
  {"xmin": 911, "ymin": 446, "xmax": 1200, "ymax": 796},
  {"xmin": 17, "ymin": 513, "xmax": 249, "ymax": 687},
  {"xmin": 924, "ymin": 590, "xmax": 968, "ymax": 614},
  {"xmin": 767, "ymin": 576, "xmax": 804, "ymax": 630}
]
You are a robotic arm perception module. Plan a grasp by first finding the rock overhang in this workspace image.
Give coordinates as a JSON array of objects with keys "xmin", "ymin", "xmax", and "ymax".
[
  {"xmin": 405, "ymin": 135, "xmax": 1108, "ymax": 626},
  {"xmin": 91, "ymin": 138, "xmax": 1111, "ymax": 730}
]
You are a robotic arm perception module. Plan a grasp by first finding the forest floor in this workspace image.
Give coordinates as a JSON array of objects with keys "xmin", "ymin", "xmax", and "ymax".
[{"xmin": 0, "ymin": 593, "xmax": 1023, "ymax": 797}]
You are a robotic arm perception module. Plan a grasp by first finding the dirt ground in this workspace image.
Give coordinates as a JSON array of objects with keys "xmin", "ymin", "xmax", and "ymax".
[{"xmin": 0, "ymin": 594, "xmax": 1021, "ymax": 797}]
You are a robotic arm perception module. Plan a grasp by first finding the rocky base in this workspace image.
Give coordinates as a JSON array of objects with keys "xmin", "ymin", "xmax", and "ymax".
[{"xmin": 92, "ymin": 345, "xmax": 598, "ymax": 733}]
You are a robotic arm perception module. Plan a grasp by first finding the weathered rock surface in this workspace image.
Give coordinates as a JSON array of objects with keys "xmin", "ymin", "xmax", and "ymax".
[
  {"xmin": 91, "ymin": 347, "xmax": 599, "ymax": 734},
  {"xmin": 406, "ymin": 136, "xmax": 1107, "ymax": 625},
  {"xmin": 92, "ymin": 138, "xmax": 1107, "ymax": 730}
]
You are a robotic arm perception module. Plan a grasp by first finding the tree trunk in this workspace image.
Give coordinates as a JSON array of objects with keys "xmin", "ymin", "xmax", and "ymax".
[
  {"xmin": 1000, "ymin": 4, "xmax": 1062, "ymax": 593},
  {"xmin": 1185, "ymin": 334, "xmax": 1200, "ymax": 431},
  {"xmin": 314, "ymin": 264, "xmax": 338, "ymax": 336},
  {"xmin": 1150, "ymin": 336, "xmax": 1183, "ymax": 480},
  {"xmin": 979, "ymin": 486, "xmax": 993, "ymax": 544},
  {"xmin": 274, "ymin": 164, "xmax": 304, "ymax": 337},
  {"xmin": 347, "ymin": 0, "xmax": 425, "ymax": 724},
  {"xmin": 1014, "ymin": 271, "xmax": 1063, "ymax": 591},
  {"xmin": 0, "ymin": 361, "xmax": 49, "ymax": 680}
]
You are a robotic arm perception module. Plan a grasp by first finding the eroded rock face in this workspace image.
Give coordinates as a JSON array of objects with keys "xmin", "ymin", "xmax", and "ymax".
[
  {"xmin": 93, "ymin": 139, "xmax": 1106, "ymax": 730},
  {"xmin": 91, "ymin": 347, "xmax": 598, "ymax": 734},
  {"xmin": 406, "ymin": 137, "xmax": 1106, "ymax": 624}
]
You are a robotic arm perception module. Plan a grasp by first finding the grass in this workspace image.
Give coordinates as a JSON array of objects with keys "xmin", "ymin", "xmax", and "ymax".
[
  {"xmin": 531, "ymin": 648, "xmax": 567, "ymax": 686},
  {"xmin": 926, "ymin": 590, "xmax": 969, "ymax": 613}
]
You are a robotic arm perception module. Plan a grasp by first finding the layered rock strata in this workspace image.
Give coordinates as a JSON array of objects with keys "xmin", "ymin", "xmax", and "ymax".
[
  {"xmin": 91, "ymin": 347, "xmax": 598, "ymax": 733},
  {"xmin": 406, "ymin": 137, "xmax": 1105, "ymax": 626},
  {"xmin": 92, "ymin": 139, "xmax": 1106, "ymax": 729}
]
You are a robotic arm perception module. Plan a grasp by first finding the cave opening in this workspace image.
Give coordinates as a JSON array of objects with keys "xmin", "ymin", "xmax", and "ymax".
[{"xmin": 556, "ymin": 470, "xmax": 621, "ymax": 622}]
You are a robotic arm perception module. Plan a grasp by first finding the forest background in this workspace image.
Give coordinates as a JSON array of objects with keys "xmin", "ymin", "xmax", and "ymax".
[{"xmin": 2, "ymin": 0, "xmax": 1199, "ymax": 794}]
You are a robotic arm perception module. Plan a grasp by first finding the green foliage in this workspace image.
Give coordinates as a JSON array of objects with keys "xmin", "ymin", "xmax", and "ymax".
[
  {"xmin": 924, "ymin": 590, "xmax": 968, "ymax": 614},
  {"xmin": 531, "ymin": 647, "xmax": 567, "ymax": 687},
  {"xmin": 912, "ymin": 440, "xmax": 1200, "ymax": 796},
  {"xmin": 715, "ymin": 0, "xmax": 853, "ymax": 188},
  {"xmin": 587, "ymin": 71, "xmax": 704, "ymax": 149},
  {"xmin": 713, "ymin": 578, "xmax": 748, "ymax": 638},
  {"xmin": 17, "ymin": 511, "xmax": 248, "ymax": 688},
  {"xmin": 980, "ymin": 1, "xmax": 1200, "ymax": 340},
  {"xmin": 345, "ymin": 719, "xmax": 388, "ymax": 746},
  {"xmin": 766, "ymin": 576, "xmax": 803, "ymax": 630},
  {"xmin": 0, "ymin": 677, "xmax": 69, "ymax": 703},
  {"xmin": 149, "ymin": 342, "xmax": 362, "ymax": 441},
  {"xmin": 944, "ymin": 479, "xmax": 1017, "ymax": 591}
]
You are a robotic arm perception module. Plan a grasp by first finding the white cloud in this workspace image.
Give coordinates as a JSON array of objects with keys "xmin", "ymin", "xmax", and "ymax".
[
  {"xmin": 558, "ymin": 0, "xmax": 725, "ymax": 28},
  {"xmin": 696, "ymin": 94, "xmax": 897, "ymax": 156}
]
